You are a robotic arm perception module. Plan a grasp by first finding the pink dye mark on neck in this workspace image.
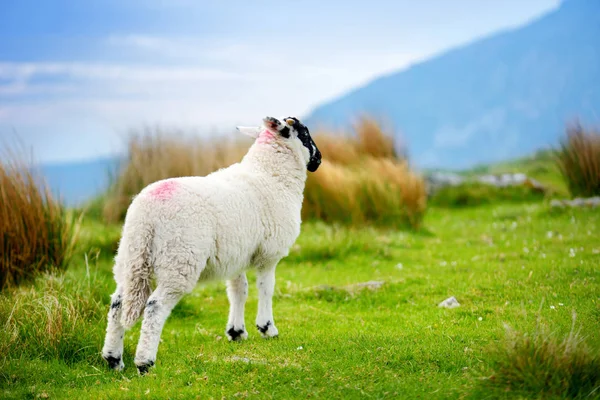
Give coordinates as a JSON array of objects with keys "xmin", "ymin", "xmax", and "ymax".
[
  {"xmin": 256, "ymin": 129, "xmax": 275, "ymax": 144},
  {"xmin": 149, "ymin": 179, "xmax": 178, "ymax": 200}
]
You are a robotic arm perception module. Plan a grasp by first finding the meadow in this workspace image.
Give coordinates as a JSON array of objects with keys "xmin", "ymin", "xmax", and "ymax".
[{"xmin": 1, "ymin": 121, "xmax": 599, "ymax": 399}]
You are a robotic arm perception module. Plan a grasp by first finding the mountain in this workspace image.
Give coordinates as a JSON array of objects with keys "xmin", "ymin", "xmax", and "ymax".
[{"xmin": 304, "ymin": 0, "xmax": 600, "ymax": 169}]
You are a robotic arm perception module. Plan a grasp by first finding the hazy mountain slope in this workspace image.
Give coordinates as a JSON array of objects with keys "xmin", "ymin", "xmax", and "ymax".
[{"xmin": 304, "ymin": 0, "xmax": 600, "ymax": 168}]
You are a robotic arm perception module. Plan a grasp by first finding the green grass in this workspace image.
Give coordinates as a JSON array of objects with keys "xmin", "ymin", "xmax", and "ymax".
[
  {"xmin": 462, "ymin": 150, "xmax": 568, "ymax": 196},
  {"xmin": 429, "ymin": 183, "xmax": 547, "ymax": 208},
  {"xmin": 1, "ymin": 202, "xmax": 599, "ymax": 399}
]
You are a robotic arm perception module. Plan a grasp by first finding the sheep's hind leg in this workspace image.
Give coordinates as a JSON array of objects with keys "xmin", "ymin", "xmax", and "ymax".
[
  {"xmin": 134, "ymin": 285, "xmax": 185, "ymax": 375},
  {"xmin": 102, "ymin": 286, "xmax": 126, "ymax": 371},
  {"xmin": 255, "ymin": 262, "xmax": 279, "ymax": 338},
  {"xmin": 225, "ymin": 272, "xmax": 249, "ymax": 341}
]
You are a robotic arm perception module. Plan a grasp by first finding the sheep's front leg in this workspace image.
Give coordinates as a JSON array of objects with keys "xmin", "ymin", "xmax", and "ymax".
[
  {"xmin": 256, "ymin": 264, "xmax": 279, "ymax": 338},
  {"xmin": 225, "ymin": 273, "xmax": 249, "ymax": 341}
]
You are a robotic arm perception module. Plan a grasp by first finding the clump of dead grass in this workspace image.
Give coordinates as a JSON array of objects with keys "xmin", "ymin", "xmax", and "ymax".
[
  {"xmin": 554, "ymin": 121, "xmax": 600, "ymax": 198},
  {"xmin": 0, "ymin": 146, "xmax": 78, "ymax": 290},
  {"xmin": 305, "ymin": 117, "xmax": 426, "ymax": 229}
]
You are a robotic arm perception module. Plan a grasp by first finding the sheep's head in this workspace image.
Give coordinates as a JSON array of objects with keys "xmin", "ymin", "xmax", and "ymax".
[{"xmin": 237, "ymin": 116, "xmax": 322, "ymax": 172}]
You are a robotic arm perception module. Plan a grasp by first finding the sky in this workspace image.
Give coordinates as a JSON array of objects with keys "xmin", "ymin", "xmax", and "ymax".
[{"xmin": 0, "ymin": 0, "xmax": 561, "ymax": 164}]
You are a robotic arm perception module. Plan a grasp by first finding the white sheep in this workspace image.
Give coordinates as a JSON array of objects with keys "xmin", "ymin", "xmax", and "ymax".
[{"xmin": 101, "ymin": 116, "xmax": 322, "ymax": 374}]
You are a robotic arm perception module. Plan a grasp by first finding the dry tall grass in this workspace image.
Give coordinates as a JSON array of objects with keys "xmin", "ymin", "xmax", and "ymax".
[
  {"xmin": 103, "ymin": 118, "xmax": 427, "ymax": 229},
  {"xmin": 0, "ymin": 149, "xmax": 77, "ymax": 290},
  {"xmin": 305, "ymin": 117, "xmax": 426, "ymax": 228},
  {"xmin": 555, "ymin": 121, "xmax": 600, "ymax": 197}
]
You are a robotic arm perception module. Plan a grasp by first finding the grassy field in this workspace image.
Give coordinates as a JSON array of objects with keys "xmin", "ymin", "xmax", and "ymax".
[
  {"xmin": 1, "ymin": 199, "xmax": 599, "ymax": 399},
  {"xmin": 461, "ymin": 150, "xmax": 568, "ymax": 196}
]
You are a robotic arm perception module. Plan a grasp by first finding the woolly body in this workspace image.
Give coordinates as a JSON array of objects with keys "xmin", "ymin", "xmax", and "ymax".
[{"xmin": 101, "ymin": 117, "xmax": 319, "ymax": 374}]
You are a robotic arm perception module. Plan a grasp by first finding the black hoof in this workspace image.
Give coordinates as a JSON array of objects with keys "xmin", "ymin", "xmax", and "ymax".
[
  {"xmin": 257, "ymin": 321, "xmax": 271, "ymax": 334},
  {"xmin": 227, "ymin": 327, "xmax": 246, "ymax": 341},
  {"xmin": 103, "ymin": 355, "xmax": 122, "ymax": 370},
  {"xmin": 136, "ymin": 361, "xmax": 154, "ymax": 375}
]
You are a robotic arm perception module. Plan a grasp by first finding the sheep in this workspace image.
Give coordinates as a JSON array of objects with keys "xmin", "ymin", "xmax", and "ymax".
[{"xmin": 101, "ymin": 116, "xmax": 322, "ymax": 374}]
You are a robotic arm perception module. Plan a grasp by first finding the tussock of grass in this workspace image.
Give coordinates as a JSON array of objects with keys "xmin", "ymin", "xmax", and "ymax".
[
  {"xmin": 474, "ymin": 318, "xmax": 600, "ymax": 399},
  {"xmin": 305, "ymin": 118, "xmax": 427, "ymax": 229},
  {"xmin": 103, "ymin": 118, "xmax": 427, "ymax": 229},
  {"xmin": 303, "ymin": 159, "xmax": 426, "ymax": 228},
  {"xmin": 555, "ymin": 121, "xmax": 600, "ymax": 198},
  {"xmin": 0, "ymin": 148, "xmax": 78, "ymax": 290},
  {"xmin": 353, "ymin": 117, "xmax": 398, "ymax": 159},
  {"xmin": 0, "ymin": 267, "xmax": 108, "ymax": 365}
]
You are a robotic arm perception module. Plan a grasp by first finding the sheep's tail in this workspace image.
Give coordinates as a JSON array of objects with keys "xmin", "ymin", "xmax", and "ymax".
[{"xmin": 118, "ymin": 206, "xmax": 154, "ymax": 330}]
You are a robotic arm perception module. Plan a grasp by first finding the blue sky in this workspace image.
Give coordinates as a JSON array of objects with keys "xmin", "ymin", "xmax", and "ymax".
[{"xmin": 0, "ymin": 0, "xmax": 561, "ymax": 164}]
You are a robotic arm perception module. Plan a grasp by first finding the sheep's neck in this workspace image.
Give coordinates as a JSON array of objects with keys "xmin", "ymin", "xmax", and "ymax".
[
  {"xmin": 256, "ymin": 129, "xmax": 276, "ymax": 145},
  {"xmin": 243, "ymin": 139, "xmax": 307, "ymax": 195}
]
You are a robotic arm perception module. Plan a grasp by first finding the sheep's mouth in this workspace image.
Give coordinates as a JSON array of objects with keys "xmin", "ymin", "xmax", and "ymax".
[{"xmin": 263, "ymin": 117, "xmax": 280, "ymax": 131}]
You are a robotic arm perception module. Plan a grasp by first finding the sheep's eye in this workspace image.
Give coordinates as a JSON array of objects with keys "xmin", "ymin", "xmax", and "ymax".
[{"xmin": 286, "ymin": 119, "xmax": 295, "ymax": 126}]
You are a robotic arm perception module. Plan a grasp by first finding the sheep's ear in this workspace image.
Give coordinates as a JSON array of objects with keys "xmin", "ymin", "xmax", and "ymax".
[{"xmin": 236, "ymin": 126, "xmax": 261, "ymax": 139}]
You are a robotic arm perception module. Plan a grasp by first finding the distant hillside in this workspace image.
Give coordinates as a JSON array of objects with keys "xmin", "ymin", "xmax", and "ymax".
[{"xmin": 305, "ymin": 0, "xmax": 600, "ymax": 169}]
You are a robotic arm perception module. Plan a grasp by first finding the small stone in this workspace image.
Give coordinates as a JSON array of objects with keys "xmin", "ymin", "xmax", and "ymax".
[
  {"xmin": 571, "ymin": 198, "xmax": 585, "ymax": 207},
  {"xmin": 589, "ymin": 197, "xmax": 600, "ymax": 207},
  {"xmin": 352, "ymin": 281, "xmax": 385, "ymax": 291},
  {"xmin": 438, "ymin": 296, "xmax": 460, "ymax": 309},
  {"xmin": 550, "ymin": 199, "xmax": 565, "ymax": 208}
]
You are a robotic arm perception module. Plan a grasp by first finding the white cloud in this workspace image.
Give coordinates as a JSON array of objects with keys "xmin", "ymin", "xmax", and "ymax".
[
  {"xmin": 0, "ymin": 62, "xmax": 241, "ymax": 82},
  {"xmin": 1, "ymin": 36, "xmax": 422, "ymax": 162}
]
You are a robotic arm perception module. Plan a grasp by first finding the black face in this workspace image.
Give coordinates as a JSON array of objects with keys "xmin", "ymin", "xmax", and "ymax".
[{"xmin": 284, "ymin": 117, "xmax": 321, "ymax": 172}]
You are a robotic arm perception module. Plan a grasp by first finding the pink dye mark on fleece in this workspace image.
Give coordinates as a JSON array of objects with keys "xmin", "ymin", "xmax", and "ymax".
[
  {"xmin": 256, "ymin": 129, "xmax": 275, "ymax": 144},
  {"xmin": 149, "ymin": 179, "xmax": 179, "ymax": 200}
]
